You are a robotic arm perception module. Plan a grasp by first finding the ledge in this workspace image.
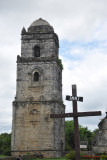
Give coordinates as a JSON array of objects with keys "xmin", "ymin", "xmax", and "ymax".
[
  {"xmin": 12, "ymin": 100, "xmax": 64, "ymax": 106},
  {"xmin": 17, "ymin": 55, "xmax": 56, "ymax": 63}
]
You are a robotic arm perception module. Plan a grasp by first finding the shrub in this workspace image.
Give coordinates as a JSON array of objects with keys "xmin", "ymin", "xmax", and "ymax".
[
  {"xmin": 57, "ymin": 59, "xmax": 63, "ymax": 70},
  {"xmin": 66, "ymin": 150, "xmax": 84, "ymax": 160},
  {"xmin": 100, "ymin": 155, "xmax": 107, "ymax": 160},
  {"xmin": 65, "ymin": 144, "xmax": 72, "ymax": 151},
  {"xmin": 3, "ymin": 148, "xmax": 11, "ymax": 156},
  {"xmin": 81, "ymin": 155, "xmax": 100, "ymax": 159},
  {"xmin": 93, "ymin": 156, "xmax": 100, "ymax": 159},
  {"xmin": 81, "ymin": 155, "xmax": 93, "ymax": 159},
  {"xmin": 66, "ymin": 150, "xmax": 76, "ymax": 160},
  {"xmin": 93, "ymin": 156, "xmax": 100, "ymax": 160}
]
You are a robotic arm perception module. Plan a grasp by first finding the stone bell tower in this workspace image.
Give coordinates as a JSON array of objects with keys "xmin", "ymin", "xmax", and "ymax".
[{"xmin": 11, "ymin": 18, "xmax": 65, "ymax": 158}]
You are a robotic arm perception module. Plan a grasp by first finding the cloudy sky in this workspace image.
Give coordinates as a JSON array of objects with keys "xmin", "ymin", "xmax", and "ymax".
[{"xmin": 0, "ymin": 0, "xmax": 107, "ymax": 133}]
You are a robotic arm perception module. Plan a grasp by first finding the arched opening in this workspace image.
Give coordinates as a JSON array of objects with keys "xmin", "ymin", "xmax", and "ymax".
[
  {"xmin": 33, "ymin": 72, "xmax": 39, "ymax": 81},
  {"xmin": 34, "ymin": 46, "xmax": 40, "ymax": 57}
]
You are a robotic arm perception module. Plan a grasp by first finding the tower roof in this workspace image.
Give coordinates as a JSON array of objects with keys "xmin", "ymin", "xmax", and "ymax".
[
  {"xmin": 30, "ymin": 18, "xmax": 51, "ymax": 27},
  {"xmin": 28, "ymin": 18, "xmax": 54, "ymax": 33}
]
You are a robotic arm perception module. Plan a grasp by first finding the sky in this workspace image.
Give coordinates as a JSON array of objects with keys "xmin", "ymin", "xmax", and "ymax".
[{"xmin": 0, "ymin": 0, "xmax": 107, "ymax": 133}]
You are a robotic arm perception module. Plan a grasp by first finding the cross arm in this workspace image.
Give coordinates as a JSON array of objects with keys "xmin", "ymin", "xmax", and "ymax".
[
  {"xmin": 50, "ymin": 113, "xmax": 74, "ymax": 118},
  {"xmin": 76, "ymin": 111, "xmax": 101, "ymax": 117},
  {"xmin": 50, "ymin": 111, "xmax": 101, "ymax": 118}
]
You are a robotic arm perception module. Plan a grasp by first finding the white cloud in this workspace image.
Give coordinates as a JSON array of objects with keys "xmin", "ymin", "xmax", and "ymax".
[
  {"xmin": 61, "ymin": 41, "xmax": 107, "ymax": 130},
  {"xmin": 0, "ymin": 0, "xmax": 107, "ymax": 41}
]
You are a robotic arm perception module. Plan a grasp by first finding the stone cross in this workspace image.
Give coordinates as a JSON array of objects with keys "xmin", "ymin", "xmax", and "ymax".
[{"xmin": 50, "ymin": 84, "xmax": 101, "ymax": 160}]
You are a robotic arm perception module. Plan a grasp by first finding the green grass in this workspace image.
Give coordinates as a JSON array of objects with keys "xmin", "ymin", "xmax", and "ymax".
[
  {"xmin": 0, "ymin": 155, "xmax": 7, "ymax": 157},
  {"xmin": 43, "ymin": 159, "xmax": 66, "ymax": 160},
  {"xmin": 29, "ymin": 158, "xmax": 66, "ymax": 160}
]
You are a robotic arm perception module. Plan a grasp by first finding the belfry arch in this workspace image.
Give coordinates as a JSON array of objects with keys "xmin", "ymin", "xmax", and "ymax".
[{"xmin": 33, "ymin": 46, "xmax": 40, "ymax": 57}]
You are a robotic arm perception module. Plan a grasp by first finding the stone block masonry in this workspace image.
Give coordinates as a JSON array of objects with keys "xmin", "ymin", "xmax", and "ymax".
[
  {"xmin": 92, "ymin": 112, "xmax": 107, "ymax": 154},
  {"xmin": 11, "ymin": 18, "xmax": 65, "ymax": 158}
]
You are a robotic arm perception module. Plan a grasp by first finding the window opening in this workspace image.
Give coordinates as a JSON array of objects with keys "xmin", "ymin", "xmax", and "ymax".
[
  {"xmin": 33, "ymin": 72, "xmax": 39, "ymax": 81},
  {"xmin": 34, "ymin": 46, "xmax": 40, "ymax": 57}
]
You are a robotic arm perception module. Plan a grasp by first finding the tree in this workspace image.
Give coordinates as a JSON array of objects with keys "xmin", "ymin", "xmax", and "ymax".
[
  {"xmin": 65, "ymin": 120, "xmax": 95, "ymax": 151},
  {"xmin": 0, "ymin": 133, "xmax": 11, "ymax": 156},
  {"xmin": 65, "ymin": 120, "xmax": 75, "ymax": 150},
  {"xmin": 79, "ymin": 125, "xmax": 94, "ymax": 150}
]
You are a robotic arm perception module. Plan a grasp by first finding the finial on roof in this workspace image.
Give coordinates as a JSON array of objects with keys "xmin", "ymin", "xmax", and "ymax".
[{"xmin": 21, "ymin": 27, "xmax": 26, "ymax": 34}]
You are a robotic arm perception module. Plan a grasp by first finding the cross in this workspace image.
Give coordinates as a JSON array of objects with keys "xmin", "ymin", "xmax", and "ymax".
[{"xmin": 50, "ymin": 84, "xmax": 101, "ymax": 160}]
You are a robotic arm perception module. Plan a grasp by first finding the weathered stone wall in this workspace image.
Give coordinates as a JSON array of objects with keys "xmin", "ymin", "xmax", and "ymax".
[
  {"xmin": 16, "ymin": 60, "xmax": 62, "ymax": 101},
  {"xmin": 92, "ymin": 113, "xmax": 107, "ymax": 154},
  {"xmin": 21, "ymin": 35, "xmax": 58, "ymax": 59},
  {"xmin": 11, "ymin": 18, "xmax": 65, "ymax": 158},
  {"xmin": 12, "ymin": 101, "xmax": 65, "ymax": 157}
]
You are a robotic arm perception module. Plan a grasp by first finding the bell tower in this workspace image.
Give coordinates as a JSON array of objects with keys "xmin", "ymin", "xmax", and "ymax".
[{"xmin": 11, "ymin": 18, "xmax": 65, "ymax": 158}]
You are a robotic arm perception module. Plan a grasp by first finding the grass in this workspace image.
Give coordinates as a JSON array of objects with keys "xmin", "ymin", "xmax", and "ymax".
[
  {"xmin": 42, "ymin": 159, "xmax": 66, "ymax": 160},
  {"xmin": 29, "ymin": 158, "xmax": 66, "ymax": 160},
  {"xmin": 0, "ymin": 155, "xmax": 7, "ymax": 157},
  {"xmin": 0, "ymin": 156, "xmax": 66, "ymax": 160}
]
